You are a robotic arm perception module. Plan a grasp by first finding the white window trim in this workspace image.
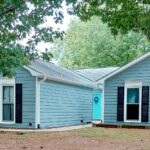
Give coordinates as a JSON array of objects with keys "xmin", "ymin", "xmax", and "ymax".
[
  {"xmin": 124, "ymin": 81, "xmax": 142, "ymax": 123},
  {"xmin": 0, "ymin": 78, "xmax": 15, "ymax": 124}
]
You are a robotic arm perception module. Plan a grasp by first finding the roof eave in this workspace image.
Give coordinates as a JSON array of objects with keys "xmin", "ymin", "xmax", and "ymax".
[
  {"xmin": 97, "ymin": 52, "xmax": 150, "ymax": 83},
  {"xmin": 24, "ymin": 66, "xmax": 43, "ymax": 76},
  {"xmin": 44, "ymin": 76, "xmax": 97, "ymax": 89},
  {"xmin": 24, "ymin": 66, "xmax": 97, "ymax": 89}
]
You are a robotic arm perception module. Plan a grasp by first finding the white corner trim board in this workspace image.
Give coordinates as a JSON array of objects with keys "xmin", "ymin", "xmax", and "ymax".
[{"xmin": 35, "ymin": 76, "xmax": 46, "ymax": 128}]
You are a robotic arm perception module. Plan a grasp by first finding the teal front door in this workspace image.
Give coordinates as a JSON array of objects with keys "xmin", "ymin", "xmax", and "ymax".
[{"xmin": 93, "ymin": 93, "xmax": 102, "ymax": 120}]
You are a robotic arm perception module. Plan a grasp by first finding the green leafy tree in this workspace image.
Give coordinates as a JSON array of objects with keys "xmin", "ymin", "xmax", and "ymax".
[
  {"xmin": 74, "ymin": 0, "xmax": 150, "ymax": 39},
  {"xmin": 0, "ymin": 0, "xmax": 150, "ymax": 76},
  {"xmin": 41, "ymin": 49, "xmax": 53, "ymax": 62},
  {"xmin": 0, "ymin": 0, "xmax": 75, "ymax": 76},
  {"xmin": 52, "ymin": 17, "xmax": 150, "ymax": 68}
]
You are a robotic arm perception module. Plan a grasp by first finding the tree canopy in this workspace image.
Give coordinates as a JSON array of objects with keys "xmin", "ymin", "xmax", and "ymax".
[
  {"xmin": 52, "ymin": 17, "xmax": 150, "ymax": 68},
  {"xmin": 75, "ymin": 0, "xmax": 150, "ymax": 39},
  {"xmin": 0, "ymin": 0, "xmax": 150, "ymax": 76},
  {"xmin": 0, "ymin": 0, "xmax": 67, "ymax": 76}
]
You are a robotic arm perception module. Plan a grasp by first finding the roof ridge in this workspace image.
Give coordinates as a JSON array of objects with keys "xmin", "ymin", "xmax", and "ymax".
[{"xmin": 36, "ymin": 58, "xmax": 55, "ymax": 65}]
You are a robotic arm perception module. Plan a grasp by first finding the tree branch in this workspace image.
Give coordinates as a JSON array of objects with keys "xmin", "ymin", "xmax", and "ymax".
[{"xmin": 0, "ymin": 6, "xmax": 15, "ymax": 17}]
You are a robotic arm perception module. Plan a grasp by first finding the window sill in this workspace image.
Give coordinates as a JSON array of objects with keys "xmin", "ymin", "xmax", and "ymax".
[
  {"xmin": 124, "ymin": 120, "xmax": 141, "ymax": 123},
  {"xmin": 0, "ymin": 121, "xmax": 15, "ymax": 124}
]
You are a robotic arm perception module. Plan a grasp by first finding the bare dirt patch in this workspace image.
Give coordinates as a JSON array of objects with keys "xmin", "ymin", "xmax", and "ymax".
[{"xmin": 0, "ymin": 127, "xmax": 150, "ymax": 150}]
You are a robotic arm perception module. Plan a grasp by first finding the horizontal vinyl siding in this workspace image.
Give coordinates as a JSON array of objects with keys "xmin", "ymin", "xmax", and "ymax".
[
  {"xmin": 104, "ymin": 57, "xmax": 150, "ymax": 125},
  {"xmin": 0, "ymin": 68, "xmax": 36, "ymax": 128},
  {"xmin": 40, "ymin": 80, "xmax": 92, "ymax": 128}
]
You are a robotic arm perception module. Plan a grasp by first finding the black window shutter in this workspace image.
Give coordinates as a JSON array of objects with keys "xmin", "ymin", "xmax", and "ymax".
[
  {"xmin": 142, "ymin": 86, "xmax": 149, "ymax": 122},
  {"xmin": 15, "ymin": 84, "xmax": 22, "ymax": 123},
  {"xmin": 117, "ymin": 87, "xmax": 124, "ymax": 121}
]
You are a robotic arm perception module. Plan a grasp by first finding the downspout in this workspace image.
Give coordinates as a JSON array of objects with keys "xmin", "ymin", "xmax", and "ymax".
[{"xmin": 35, "ymin": 75, "xmax": 46, "ymax": 129}]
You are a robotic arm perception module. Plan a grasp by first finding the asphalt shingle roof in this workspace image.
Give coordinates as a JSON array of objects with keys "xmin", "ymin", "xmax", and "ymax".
[
  {"xmin": 29, "ymin": 59, "xmax": 96, "ymax": 88},
  {"xmin": 75, "ymin": 67, "xmax": 119, "ymax": 82}
]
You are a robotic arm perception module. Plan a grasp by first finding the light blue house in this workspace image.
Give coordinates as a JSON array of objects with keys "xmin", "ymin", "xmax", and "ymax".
[
  {"xmin": 3, "ymin": 52, "xmax": 149, "ymax": 129},
  {"xmin": 98, "ymin": 52, "xmax": 150, "ymax": 126},
  {"xmin": 0, "ymin": 59, "xmax": 96, "ymax": 129}
]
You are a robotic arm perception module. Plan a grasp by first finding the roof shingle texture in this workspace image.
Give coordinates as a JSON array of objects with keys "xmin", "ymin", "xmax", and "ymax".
[
  {"xmin": 30, "ymin": 59, "xmax": 96, "ymax": 88},
  {"xmin": 76, "ymin": 67, "xmax": 119, "ymax": 82}
]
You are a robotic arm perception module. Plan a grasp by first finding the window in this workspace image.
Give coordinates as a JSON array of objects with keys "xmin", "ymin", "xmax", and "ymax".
[
  {"xmin": 3, "ymin": 86, "xmax": 14, "ymax": 122},
  {"xmin": 125, "ymin": 82, "xmax": 142, "ymax": 122},
  {"xmin": 127, "ymin": 88, "xmax": 140, "ymax": 120}
]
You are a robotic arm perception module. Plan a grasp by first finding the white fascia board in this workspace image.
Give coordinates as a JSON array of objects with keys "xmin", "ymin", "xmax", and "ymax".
[
  {"xmin": 43, "ymin": 76, "xmax": 96, "ymax": 89},
  {"xmin": 97, "ymin": 52, "xmax": 150, "ymax": 83},
  {"xmin": 24, "ymin": 66, "xmax": 43, "ymax": 76}
]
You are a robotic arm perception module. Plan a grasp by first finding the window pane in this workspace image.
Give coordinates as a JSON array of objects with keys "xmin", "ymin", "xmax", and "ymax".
[
  {"xmin": 127, "ymin": 88, "xmax": 139, "ymax": 104},
  {"xmin": 9, "ymin": 87, "xmax": 14, "ymax": 103},
  {"xmin": 10, "ymin": 104, "xmax": 14, "ymax": 121},
  {"xmin": 3, "ymin": 86, "xmax": 14, "ymax": 103},
  {"xmin": 3, "ymin": 104, "xmax": 10, "ymax": 121},
  {"xmin": 127, "ymin": 104, "xmax": 139, "ymax": 120},
  {"xmin": 3, "ymin": 104, "xmax": 14, "ymax": 121},
  {"xmin": 3, "ymin": 87, "xmax": 10, "ymax": 103}
]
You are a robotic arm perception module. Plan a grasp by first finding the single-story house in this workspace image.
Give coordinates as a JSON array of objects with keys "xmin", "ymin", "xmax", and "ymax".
[
  {"xmin": 0, "ymin": 59, "xmax": 96, "ymax": 129},
  {"xmin": 3, "ymin": 51, "xmax": 149, "ymax": 129},
  {"xmin": 98, "ymin": 52, "xmax": 150, "ymax": 126}
]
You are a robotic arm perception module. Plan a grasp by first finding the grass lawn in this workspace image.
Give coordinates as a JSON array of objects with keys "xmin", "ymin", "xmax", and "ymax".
[{"xmin": 0, "ymin": 127, "xmax": 150, "ymax": 150}]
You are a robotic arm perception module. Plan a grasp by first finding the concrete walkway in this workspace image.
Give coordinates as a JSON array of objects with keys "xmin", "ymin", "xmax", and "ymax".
[{"xmin": 0, "ymin": 124, "xmax": 92, "ymax": 132}]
